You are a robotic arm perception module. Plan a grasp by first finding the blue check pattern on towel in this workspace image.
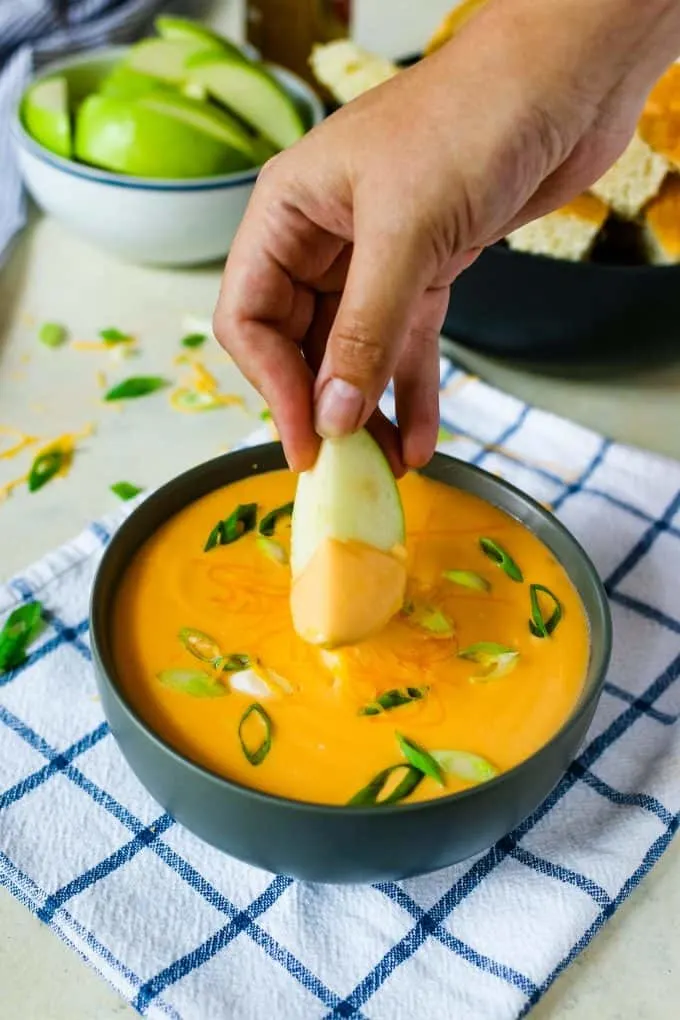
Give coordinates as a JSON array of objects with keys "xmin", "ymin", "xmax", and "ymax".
[{"xmin": 2, "ymin": 359, "xmax": 680, "ymax": 1020}]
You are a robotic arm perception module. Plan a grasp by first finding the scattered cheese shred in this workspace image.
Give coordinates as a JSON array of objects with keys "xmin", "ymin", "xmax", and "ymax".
[
  {"xmin": 0, "ymin": 426, "xmax": 39, "ymax": 461},
  {"xmin": 0, "ymin": 474, "xmax": 28, "ymax": 504},
  {"xmin": 71, "ymin": 341, "xmax": 113, "ymax": 352},
  {"xmin": 169, "ymin": 360, "xmax": 244, "ymax": 414},
  {"xmin": 95, "ymin": 371, "xmax": 107, "ymax": 389}
]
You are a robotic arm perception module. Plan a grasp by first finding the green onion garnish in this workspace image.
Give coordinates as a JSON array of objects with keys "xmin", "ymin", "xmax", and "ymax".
[
  {"xmin": 179, "ymin": 627, "xmax": 222, "ymax": 663},
  {"xmin": 442, "ymin": 569, "xmax": 490, "ymax": 592},
  {"xmin": 99, "ymin": 327, "xmax": 133, "ymax": 345},
  {"xmin": 458, "ymin": 642, "xmax": 519, "ymax": 681},
  {"xmin": 529, "ymin": 584, "xmax": 563, "ymax": 638},
  {"xmin": 110, "ymin": 481, "xmax": 142, "ymax": 501},
  {"xmin": 396, "ymin": 733, "xmax": 445, "ymax": 786},
  {"xmin": 259, "ymin": 409, "xmax": 272, "ymax": 421},
  {"xmin": 359, "ymin": 686, "xmax": 429, "ymax": 716},
  {"xmin": 219, "ymin": 653, "xmax": 251, "ymax": 672},
  {"xmin": 238, "ymin": 703, "xmax": 272, "ymax": 765},
  {"xmin": 38, "ymin": 322, "xmax": 67, "ymax": 348},
  {"xmin": 407, "ymin": 604, "xmax": 454, "ymax": 638},
  {"xmin": 204, "ymin": 503, "xmax": 258, "ymax": 551},
  {"xmin": 0, "ymin": 602, "xmax": 43, "ymax": 673},
  {"xmin": 157, "ymin": 668, "xmax": 228, "ymax": 698},
  {"xmin": 104, "ymin": 376, "xmax": 169, "ymax": 401},
  {"xmin": 181, "ymin": 333, "xmax": 207, "ymax": 349},
  {"xmin": 431, "ymin": 749, "xmax": 499, "ymax": 784},
  {"xmin": 28, "ymin": 449, "xmax": 63, "ymax": 492},
  {"xmin": 479, "ymin": 537, "xmax": 523, "ymax": 582},
  {"xmin": 172, "ymin": 390, "xmax": 225, "ymax": 412},
  {"xmin": 258, "ymin": 501, "xmax": 294, "ymax": 537},
  {"xmin": 256, "ymin": 535, "xmax": 288, "ymax": 565},
  {"xmin": 348, "ymin": 764, "xmax": 424, "ymax": 806}
]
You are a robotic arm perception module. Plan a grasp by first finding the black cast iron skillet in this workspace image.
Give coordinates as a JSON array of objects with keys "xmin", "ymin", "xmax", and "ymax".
[{"xmin": 90, "ymin": 445, "xmax": 612, "ymax": 884}]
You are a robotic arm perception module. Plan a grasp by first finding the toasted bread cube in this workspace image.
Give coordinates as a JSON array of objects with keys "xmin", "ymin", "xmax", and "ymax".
[
  {"xmin": 643, "ymin": 174, "xmax": 680, "ymax": 264},
  {"xmin": 507, "ymin": 194, "xmax": 609, "ymax": 261},
  {"xmin": 639, "ymin": 64, "xmax": 680, "ymax": 171},
  {"xmin": 590, "ymin": 132, "xmax": 669, "ymax": 219}
]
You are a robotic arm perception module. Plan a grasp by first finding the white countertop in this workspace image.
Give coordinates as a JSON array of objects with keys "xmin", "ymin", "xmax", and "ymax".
[{"xmin": 3, "ymin": 2, "xmax": 680, "ymax": 1017}]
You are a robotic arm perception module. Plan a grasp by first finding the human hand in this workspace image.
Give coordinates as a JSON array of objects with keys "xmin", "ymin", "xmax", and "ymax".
[{"xmin": 214, "ymin": 0, "xmax": 680, "ymax": 474}]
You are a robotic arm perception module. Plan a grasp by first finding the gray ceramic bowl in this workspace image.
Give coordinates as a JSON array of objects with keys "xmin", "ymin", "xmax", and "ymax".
[{"xmin": 90, "ymin": 445, "xmax": 612, "ymax": 884}]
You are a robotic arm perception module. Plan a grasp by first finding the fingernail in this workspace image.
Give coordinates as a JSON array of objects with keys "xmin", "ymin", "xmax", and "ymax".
[{"xmin": 315, "ymin": 378, "xmax": 364, "ymax": 438}]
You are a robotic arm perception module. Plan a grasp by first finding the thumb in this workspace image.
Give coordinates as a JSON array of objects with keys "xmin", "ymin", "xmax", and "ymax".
[{"xmin": 313, "ymin": 221, "xmax": 435, "ymax": 439}]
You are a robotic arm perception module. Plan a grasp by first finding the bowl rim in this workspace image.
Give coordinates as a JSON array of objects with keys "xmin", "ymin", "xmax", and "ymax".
[
  {"xmin": 91, "ymin": 444, "xmax": 612, "ymax": 816},
  {"xmin": 12, "ymin": 45, "xmax": 325, "ymax": 192},
  {"xmin": 486, "ymin": 238, "xmax": 680, "ymax": 278}
]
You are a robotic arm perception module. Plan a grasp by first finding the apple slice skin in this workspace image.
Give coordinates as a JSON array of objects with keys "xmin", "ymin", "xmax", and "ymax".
[
  {"xmin": 139, "ymin": 90, "xmax": 260, "ymax": 161},
  {"xmin": 22, "ymin": 77, "xmax": 72, "ymax": 158},
  {"xmin": 186, "ymin": 53, "xmax": 306, "ymax": 150},
  {"xmin": 126, "ymin": 38, "xmax": 225, "ymax": 84},
  {"xmin": 99, "ymin": 64, "xmax": 165, "ymax": 101},
  {"xmin": 74, "ymin": 94, "xmax": 254, "ymax": 178},
  {"xmin": 155, "ymin": 15, "xmax": 250, "ymax": 64}
]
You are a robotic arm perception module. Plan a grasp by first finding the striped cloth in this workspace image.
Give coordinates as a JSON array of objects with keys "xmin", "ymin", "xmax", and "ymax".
[
  {"xmin": 1, "ymin": 359, "xmax": 680, "ymax": 1018},
  {"xmin": 0, "ymin": 0, "xmax": 165, "ymax": 260}
]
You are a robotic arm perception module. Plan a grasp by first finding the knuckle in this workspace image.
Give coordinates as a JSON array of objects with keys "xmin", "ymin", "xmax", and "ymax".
[{"xmin": 332, "ymin": 320, "xmax": 389, "ymax": 378}]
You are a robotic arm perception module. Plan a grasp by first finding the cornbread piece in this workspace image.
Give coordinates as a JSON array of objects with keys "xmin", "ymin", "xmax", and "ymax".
[
  {"xmin": 425, "ymin": 0, "xmax": 489, "ymax": 55},
  {"xmin": 590, "ymin": 132, "xmax": 670, "ymax": 218},
  {"xmin": 309, "ymin": 40, "xmax": 398, "ymax": 105},
  {"xmin": 643, "ymin": 175, "xmax": 680, "ymax": 264},
  {"xmin": 507, "ymin": 194, "xmax": 609, "ymax": 261},
  {"xmin": 640, "ymin": 64, "xmax": 680, "ymax": 170}
]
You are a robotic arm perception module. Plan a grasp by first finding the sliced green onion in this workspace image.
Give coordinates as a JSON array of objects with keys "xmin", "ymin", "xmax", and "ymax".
[
  {"xmin": 431, "ymin": 749, "xmax": 499, "ymax": 784},
  {"xmin": 408, "ymin": 604, "xmax": 454, "ymax": 638},
  {"xmin": 458, "ymin": 642, "xmax": 519, "ymax": 682},
  {"xmin": 256, "ymin": 535, "xmax": 288, "ymax": 565},
  {"xmin": 99, "ymin": 327, "xmax": 133, "ymax": 344},
  {"xmin": 529, "ymin": 584, "xmax": 563, "ymax": 638},
  {"xmin": 38, "ymin": 322, "xmax": 67, "ymax": 348},
  {"xmin": 258, "ymin": 501, "xmax": 294, "ymax": 537},
  {"xmin": 442, "ymin": 569, "xmax": 490, "ymax": 592},
  {"xmin": 479, "ymin": 537, "xmax": 523, "ymax": 582},
  {"xmin": 28, "ymin": 449, "xmax": 63, "ymax": 492},
  {"xmin": 110, "ymin": 481, "xmax": 142, "ymax": 501},
  {"xmin": 104, "ymin": 376, "xmax": 168, "ymax": 401},
  {"xmin": 171, "ymin": 389, "xmax": 225, "ymax": 412},
  {"xmin": 0, "ymin": 601, "xmax": 43, "ymax": 673},
  {"xmin": 259, "ymin": 409, "xmax": 272, "ymax": 421},
  {"xmin": 218, "ymin": 653, "xmax": 251, "ymax": 672},
  {"xmin": 181, "ymin": 333, "xmax": 207, "ymax": 349},
  {"xmin": 359, "ymin": 686, "xmax": 429, "ymax": 716},
  {"xmin": 204, "ymin": 503, "xmax": 257, "ymax": 551},
  {"xmin": 179, "ymin": 627, "xmax": 222, "ymax": 663},
  {"xmin": 396, "ymin": 733, "xmax": 445, "ymax": 786},
  {"xmin": 238, "ymin": 703, "xmax": 272, "ymax": 765},
  {"xmin": 157, "ymin": 668, "xmax": 228, "ymax": 698},
  {"xmin": 348, "ymin": 764, "xmax": 424, "ymax": 806}
]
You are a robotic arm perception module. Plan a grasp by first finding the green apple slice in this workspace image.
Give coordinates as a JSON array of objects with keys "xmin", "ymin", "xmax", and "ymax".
[
  {"xmin": 126, "ymin": 37, "xmax": 224, "ymax": 84},
  {"xmin": 155, "ymin": 15, "xmax": 249, "ymax": 64},
  {"xmin": 22, "ymin": 76, "xmax": 72, "ymax": 158},
  {"xmin": 99, "ymin": 64, "xmax": 164, "ymax": 100},
  {"xmin": 139, "ymin": 90, "xmax": 261, "ymax": 160},
  {"xmin": 75, "ymin": 92, "xmax": 255, "ymax": 178},
  {"xmin": 186, "ymin": 53, "xmax": 306, "ymax": 150},
  {"xmin": 290, "ymin": 430, "xmax": 407, "ymax": 647}
]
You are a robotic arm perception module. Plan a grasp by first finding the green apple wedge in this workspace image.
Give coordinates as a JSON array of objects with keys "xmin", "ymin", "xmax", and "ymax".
[
  {"xmin": 75, "ymin": 91, "xmax": 257, "ymax": 178},
  {"xmin": 291, "ymin": 430, "xmax": 405, "ymax": 578},
  {"xmin": 186, "ymin": 52, "xmax": 306, "ymax": 150},
  {"xmin": 22, "ymin": 76, "xmax": 72, "ymax": 158},
  {"xmin": 99, "ymin": 63, "xmax": 164, "ymax": 100},
  {"xmin": 126, "ymin": 37, "xmax": 224, "ymax": 84},
  {"xmin": 155, "ymin": 15, "xmax": 250, "ymax": 64}
]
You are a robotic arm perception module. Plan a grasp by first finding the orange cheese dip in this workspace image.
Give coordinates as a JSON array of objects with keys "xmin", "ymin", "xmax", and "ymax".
[{"xmin": 113, "ymin": 470, "xmax": 589, "ymax": 806}]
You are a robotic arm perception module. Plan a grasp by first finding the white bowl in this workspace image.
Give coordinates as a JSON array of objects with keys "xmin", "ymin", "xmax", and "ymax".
[{"xmin": 12, "ymin": 47, "xmax": 325, "ymax": 267}]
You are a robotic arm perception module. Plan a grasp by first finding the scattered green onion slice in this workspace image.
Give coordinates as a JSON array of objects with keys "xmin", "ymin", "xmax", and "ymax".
[
  {"xmin": 204, "ymin": 503, "xmax": 257, "ymax": 551},
  {"xmin": 479, "ymin": 537, "xmax": 523, "ymax": 582},
  {"xmin": 256, "ymin": 535, "xmax": 288, "ymax": 566},
  {"xmin": 259, "ymin": 409, "xmax": 272, "ymax": 421},
  {"xmin": 179, "ymin": 627, "xmax": 222, "ymax": 664},
  {"xmin": 110, "ymin": 481, "xmax": 142, "ymax": 501},
  {"xmin": 408, "ymin": 604, "xmax": 454, "ymax": 638},
  {"xmin": 99, "ymin": 327, "xmax": 133, "ymax": 345},
  {"xmin": 431, "ymin": 749, "xmax": 499, "ymax": 784},
  {"xmin": 0, "ymin": 601, "xmax": 43, "ymax": 673},
  {"xmin": 442, "ymin": 569, "xmax": 490, "ymax": 592},
  {"xmin": 104, "ymin": 376, "xmax": 169, "ymax": 401},
  {"xmin": 258, "ymin": 501, "xmax": 294, "ymax": 537},
  {"xmin": 348, "ymin": 764, "xmax": 424, "ymax": 806},
  {"xmin": 181, "ymin": 332, "xmax": 207, "ymax": 349},
  {"xmin": 458, "ymin": 642, "xmax": 519, "ymax": 682},
  {"xmin": 359, "ymin": 686, "xmax": 429, "ymax": 716},
  {"xmin": 396, "ymin": 733, "xmax": 445, "ymax": 787},
  {"xmin": 238, "ymin": 703, "xmax": 272, "ymax": 765},
  {"xmin": 529, "ymin": 584, "xmax": 563, "ymax": 638},
  {"xmin": 218, "ymin": 653, "xmax": 252, "ymax": 673},
  {"xmin": 38, "ymin": 322, "xmax": 67, "ymax": 348},
  {"xmin": 157, "ymin": 668, "xmax": 228, "ymax": 698},
  {"xmin": 28, "ymin": 449, "xmax": 63, "ymax": 492},
  {"xmin": 172, "ymin": 389, "xmax": 224, "ymax": 411}
]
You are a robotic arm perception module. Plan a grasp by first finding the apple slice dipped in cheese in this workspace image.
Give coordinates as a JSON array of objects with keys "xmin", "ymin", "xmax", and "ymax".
[{"xmin": 290, "ymin": 429, "xmax": 407, "ymax": 647}]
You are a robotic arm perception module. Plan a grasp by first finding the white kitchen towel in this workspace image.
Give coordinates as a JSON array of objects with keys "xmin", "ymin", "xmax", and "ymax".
[{"xmin": 1, "ymin": 358, "xmax": 680, "ymax": 1020}]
